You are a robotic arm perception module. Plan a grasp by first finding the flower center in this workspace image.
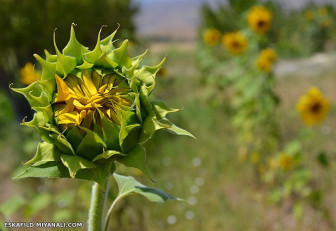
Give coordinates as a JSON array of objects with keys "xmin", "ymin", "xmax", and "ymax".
[
  {"xmin": 232, "ymin": 41, "xmax": 241, "ymax": 48},
  {"xmin": 53, "ymin": 70, "xmax": 133, "ymax": 130},
  {"xmin": 257, "ymin": 20, "xmax": 266, "ymax": 28},
  {"xmin": 311, "ymin": 102, "xmax": 322, "ymax": 114}
]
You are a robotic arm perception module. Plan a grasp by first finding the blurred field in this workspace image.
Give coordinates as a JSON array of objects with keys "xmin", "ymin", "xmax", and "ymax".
[{"xmin": 1, "ymin": 46, "xmax": 336, "ymax": 230}]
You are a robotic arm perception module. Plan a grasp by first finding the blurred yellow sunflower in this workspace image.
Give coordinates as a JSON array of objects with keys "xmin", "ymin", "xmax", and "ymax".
[
  {"xmin": 279, "ymin": 152, "xmax": 293, "ymax": 170},
  {"xmin": 256, "ymin": 48, "xmax": 277, "ymax": 72},
  {"xmin": 222, "ymin": 32, "xmax": 248, "ymax": 55},
  {"xmin": 157, "ymin": 67, "xmax": 168, "ymax": 78},
  {"xmin": 203, "ymin": 28, "xmax": 222, "ymax": 46},
  {"xmin": 296, "ymin": 87, "xmax": 330, "ymax": 125},
  {"xmin": 321, "ymin": 18, "xmax": 331, "ymax": 28},
  {"xmin": 304, "ymin": 11, "xmax": 315, "ymax": 21},
  {"xmin": 318, "ymin": 7, "xmax": 328, "ymax": 16},
  {"xmin": 20, "ymin": 62, "xmax": 41, "ymax": 85},
  {"xmin": 247, "ymin": 6, "xmax": 272, "ymax": 34}
]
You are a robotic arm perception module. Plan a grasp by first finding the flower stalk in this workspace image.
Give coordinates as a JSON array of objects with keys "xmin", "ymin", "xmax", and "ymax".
[{"xmin": 88, "ymin": 179, "xmax": 109, "ymax": 231}]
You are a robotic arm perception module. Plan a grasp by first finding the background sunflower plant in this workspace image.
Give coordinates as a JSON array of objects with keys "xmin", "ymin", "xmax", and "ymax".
[{"xmin": 11, "ymin": 25, "xmax": 194, "ymax": 231}]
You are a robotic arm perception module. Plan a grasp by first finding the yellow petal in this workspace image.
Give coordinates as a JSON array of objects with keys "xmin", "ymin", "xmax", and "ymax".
[
  {"xmin": 82, "ymin": 70, "xmax": 98, "ymax": 96},
  {"xmin": 58, "ymin": 111, "xmax": 81, "ymax": 125},
  {"xmin": 73, "ymin": 99, "xmax": 86, "ymax": 110},
  {"xmin": 54, "ymin": 100, "xmax": 75, "ymax": 117},
  {"xmin": 65, "ymin": 76, "xmax": 86, "ymax": 98},
  {"xmin": 55, "ymin": 74, "xmax": 70, "ymax": 103}
]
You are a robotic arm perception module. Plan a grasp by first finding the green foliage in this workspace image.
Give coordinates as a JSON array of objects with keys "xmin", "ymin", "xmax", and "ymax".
[
  {"xmin": 0, "ymin": 195, "xmax": 25, "ymax": 218},
  {"xmin": 200, "ymin": 0, "xmax": 259, "ymax": 33},
  {"xmin": 104, "ymin": 173, "xmax": 181, "ymax": 230},
  {"xmin": 113, "ymin": 173, "xmax": 180, "ymax": 203},
  {"xmin": 0, "ymin": 89, "xmax": 14, "ymax": 138}
]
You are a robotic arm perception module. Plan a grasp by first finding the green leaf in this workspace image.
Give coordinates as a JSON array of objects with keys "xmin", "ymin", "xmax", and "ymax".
[
  {"xmin": 139, "ymin": 84, "xmax": 152, "ymax": 113},
  {"xmin": 92, "ymin": 150, "xmax": 125, "ymax": 162},
  {"xmin": 32, "ymin": 104, "xmax": 53, "ymax": 122},
  {"xmin": 76, "ymin": 128, "xmax": 106, "ymax": 160},
  {"xmin": 25, "ymin": 142, "xmax": 61, "ymax": 166},
  {"xmin": 76, "ymin": 59, "xmax": 95, "ymax": 69},
  {"xmin": 120, "ymin": 110, "xmax": 139, "ymax": 126},
  {"xmin": 84, "ymin": 28, "xmax": 103, "ymax": 63},
  {"xmin": 37, "ymin": 79, "xmax": 56, "ymax": 102},
  {"xmin": 10, "ymin": 82, "xmax": 44, "ymax": 107},
  {"xmin": 63, "ymin": 24, "xmax": 89, "ymax": 64},
  {"xmin": 21, "ymin": 112, "xmax": 53, "ymax": 143},
  {"xmin": 100, "ymin": 115, "xmax": 120, "ymax": 150},
  {"xmin": 119, "ymin": 124, "xmax": 141, "ymax": 153},
  {"xmin": 61, "ymin": 154, "xmax": 95, "ymax": 178},
  {"xmin": 139, "ymin": 111, "xmax": 171, "ymax": 143},
  {"xmin": 44, "ymin": 49, "xmax": 57, "ymax": 62},
  {"xmin": 49, "ymin": 133, "xmax": 75, "ymax": 155},
  {"xmin": 113, "ymin": 173, "xmax": 180, "ymax": 203},
  {"xmin": 54, "ymin": 31, "xmax": 77, "ymax": 77},
  {"xmin": 100, "ymin": 28, "xmax": 119, "ymax": 53},
  {"xmin": 34, "ymin": 54, "xmax": 57, "ymax": 81},
  {"xmin": 108, "ymin": 40, "xmax": 132, "ymax": 69},
  {"xmin": 118, "ymin": 145, "xmax": 151, "ymax": 179},
  {"xmin": 135, "ymin": 57, "xmax": 166, "ymax": 93},
  {"xmin": 76, "ymin": 162, "xmax": 115, "ymax": 184},
  {"xmin": 135, "ymin": 93, "xmax": 142, "ymax": 122},
  {"xmin": 166, "ymin": 123, "xmax": 195, "ymax": 139},
  {"xmin": 13, "ymin": 162, "xmax": 70, "ymax": 179},
  {"xmin": 66, "ymin": 126, "xmax": 83, "ymax": 151},
  {"xmin": 151, "ymin": 100, "xmax": 179, "ymax": 119},
  {"xmin": 131, "ymin": 49, "xmax": 148, "ymax": 68},
  {"xmin": 83, "ymin": 27, "xmax": 117, "ymax": 69}
]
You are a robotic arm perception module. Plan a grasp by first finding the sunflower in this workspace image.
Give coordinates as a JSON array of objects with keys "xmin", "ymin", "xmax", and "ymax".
[
  {"xmin": 321, "ymin": 18, "xmax": 331, "ymax": 28},
  {"xmin": 203, "ymin": 28, "xmax": 222, "ymax": 46},
  {"xmin": 12, "ymin": 26, "xmax": 194, "ymax": 182},
  {"xmin": 304, "ymin": 11, "xmax": 315, "ymax": 21},
  {"xmin": 318, "ymin": 7, "xmax": 328, "ymax": 16},
  {"xmin": 222, "ymin": 32, "xmax": 248, "ymax": 55},
  {"xmin": 296, "ymin": 87, "xmax": 330, "ymax": 125},
  {"xmin": 247, "ymin": 6, "xmax": 272, "ymax": 34},
  {"xmin": 278, "ymin": 152, "xmax": 293, "ymax": 170},
  {"xmin": 20, "ymin": 62, "xmax": 41, "ymax": 85},
  {"xmin": 256, "ymin": 48, "xmax": 277, "ymax": 72}
]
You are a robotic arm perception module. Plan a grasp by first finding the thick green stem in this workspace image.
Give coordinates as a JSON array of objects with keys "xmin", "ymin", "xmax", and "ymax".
[{"xmin": 88, "ymin": 179, "xmax": 109, "ymax": 231}]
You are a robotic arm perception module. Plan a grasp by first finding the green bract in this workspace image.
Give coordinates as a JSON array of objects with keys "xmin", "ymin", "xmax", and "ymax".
[{"xmin": 12, "ymin": 25, "xmax": 194, "ymax": 184}]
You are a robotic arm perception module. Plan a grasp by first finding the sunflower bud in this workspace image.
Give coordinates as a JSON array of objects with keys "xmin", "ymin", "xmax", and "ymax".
[{"xmin": 12, "ymin": 25, "xmax": 194, "ymax": 183}]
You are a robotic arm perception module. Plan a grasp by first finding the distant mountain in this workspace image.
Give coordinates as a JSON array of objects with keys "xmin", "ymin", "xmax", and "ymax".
[{"xmin": 134, "ymin": 0, "xmax": 335, "ymax": 41}]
